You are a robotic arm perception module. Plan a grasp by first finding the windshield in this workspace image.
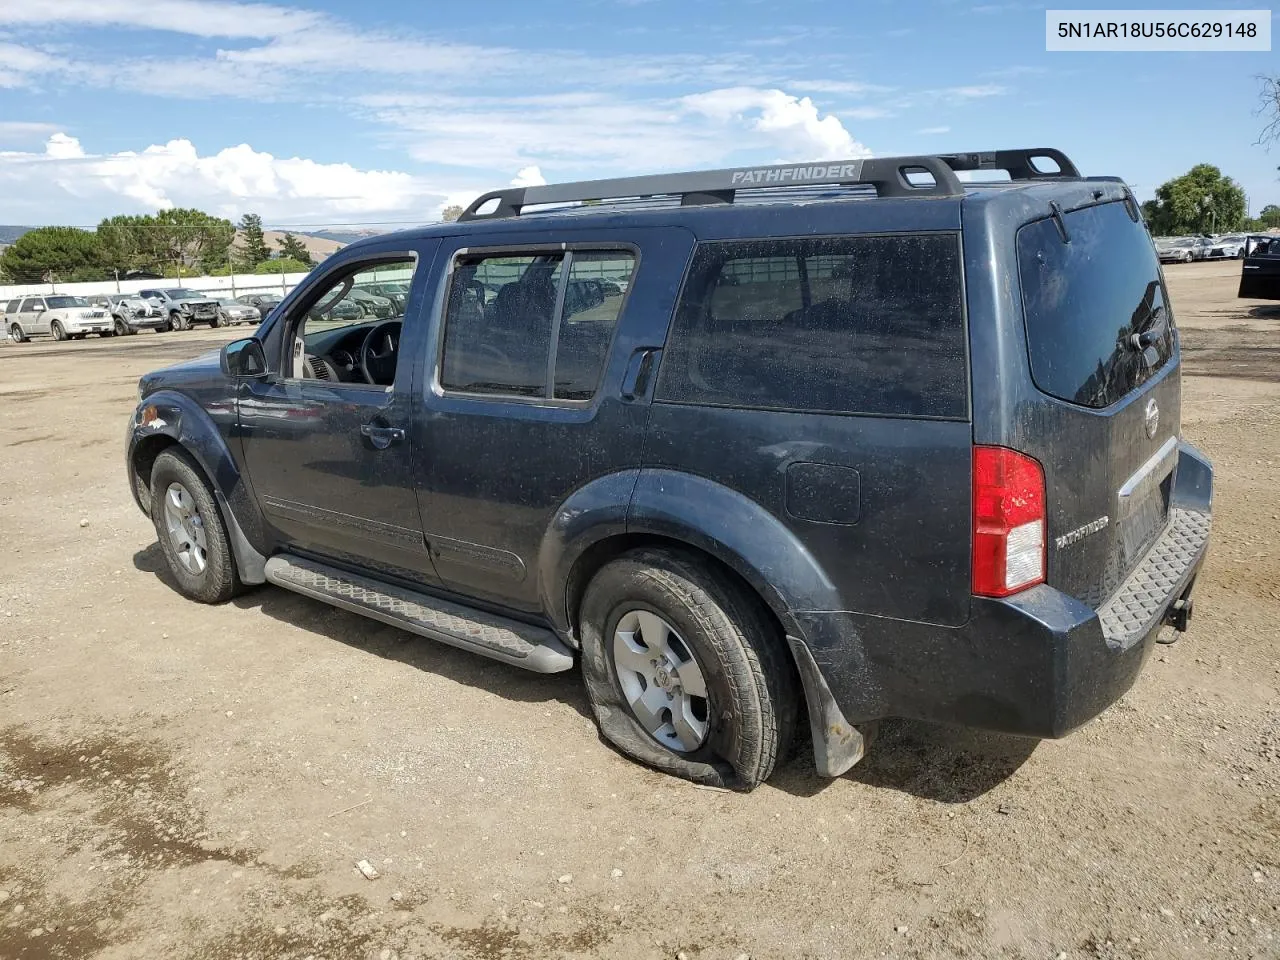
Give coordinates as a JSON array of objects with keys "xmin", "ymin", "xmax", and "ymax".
[
  {"xmin": 47, "ymin": 296, "xmax": 90, "ymax": 308},
  {"xmin": 1019, "ymin": 200, "xmax": 1175, "ymax": 409},
  {"xmin": 163, "ymin": 289, "xmax": 192, "ymax": 298}
]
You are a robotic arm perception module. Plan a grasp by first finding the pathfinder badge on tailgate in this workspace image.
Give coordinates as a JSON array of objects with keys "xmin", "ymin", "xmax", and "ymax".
[{"xmin": 1055, "ymin": 516, "xmax": 1110, "ymax": 549}]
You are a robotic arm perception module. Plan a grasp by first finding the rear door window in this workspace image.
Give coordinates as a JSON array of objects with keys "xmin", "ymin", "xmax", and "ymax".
[
  {"xmin": 439, "ymin": 248, "xmax": 634, "ymax": 401},
  {"xmin": 655, "ymin": 234, "xmax": 968, "ymax": 418},
  {"xmin": 1018, "ymin": 200, "xmax": 1174, "ymax": 409}
]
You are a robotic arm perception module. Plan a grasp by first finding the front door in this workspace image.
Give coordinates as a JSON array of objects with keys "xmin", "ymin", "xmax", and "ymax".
[
  {"xmin": 1239, "ymin": 236, "xmax": 1280, "ymax": 300},
  {"xmin": 411, "ymin": 226, "xmax": 696, "ymax": 613},
  {"xmin": 239, "ymin": 242, "xmax": 442, "ymax": 587}
]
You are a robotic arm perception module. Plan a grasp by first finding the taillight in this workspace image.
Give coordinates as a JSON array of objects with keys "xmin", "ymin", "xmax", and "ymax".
[{"xmin": 972, "ymin": 446, "xmax": 1045, "ymax": 598}]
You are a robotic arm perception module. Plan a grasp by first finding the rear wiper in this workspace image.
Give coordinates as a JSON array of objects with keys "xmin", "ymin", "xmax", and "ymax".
[{"xmin": 1128, "ymin": 306, "xmax": 1168, "ymax": 351}]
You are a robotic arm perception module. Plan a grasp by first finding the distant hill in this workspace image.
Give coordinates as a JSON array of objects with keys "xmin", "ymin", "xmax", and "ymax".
[
  {"xmin": 0, "ymin": 226, "xmax": 31, "ymax": 244},
  {"xmin": 297, "ymin": 229, "xmax": 386, "ymax": 246}
]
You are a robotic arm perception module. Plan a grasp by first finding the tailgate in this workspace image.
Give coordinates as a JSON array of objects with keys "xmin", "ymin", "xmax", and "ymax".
[{"xmin": 1014, "ymin": 199, "xmax": 1180, "ymax": 608}]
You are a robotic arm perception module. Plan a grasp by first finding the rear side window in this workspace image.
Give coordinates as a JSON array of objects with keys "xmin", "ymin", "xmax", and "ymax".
[
  {"xmin": 4, "ymin": 299, "xmax": 17, "ymax": 314},
  {"xmin": 655, "ymin": 235, "xmax": 967, "ymax": 418},
  {"xmin": 1018, "ymin": 200, "xmax": 1174, "ymax": 409}
]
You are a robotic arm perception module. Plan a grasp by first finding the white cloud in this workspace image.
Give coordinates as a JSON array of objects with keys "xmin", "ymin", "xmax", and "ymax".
[
  {"xmin": 682, "ymin": 88, "xmax": 870, "ymax": 161},
  {"xmin": 0, "ymin": 133, "xmax": 463, "ymax": 224},
  {"xmin": 917, "ymin": 125, "xmax": 952, "ymax": 135},
  {"xmin": 511, "ymin": 166, "xmax": 547, "ymax": 187}
]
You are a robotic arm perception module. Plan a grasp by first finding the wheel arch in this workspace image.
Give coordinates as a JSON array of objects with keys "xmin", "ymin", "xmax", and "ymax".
[{"xmin": 128, "ymin": 392, "xmax": 268, "ymax": 583}]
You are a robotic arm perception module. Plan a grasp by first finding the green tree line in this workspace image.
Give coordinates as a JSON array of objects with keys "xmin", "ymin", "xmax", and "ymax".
[{"xmin": 0, "ymin": 210, "xmax": 315, "ymax": 284}]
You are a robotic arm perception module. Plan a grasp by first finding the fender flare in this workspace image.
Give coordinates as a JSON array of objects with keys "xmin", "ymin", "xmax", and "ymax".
[
  {"xmin": 626, "ymin": 469, "xmax": 843, "ymax": 636},
  {"xmin": 127, "ymin": 390, "xmax": 268, "ymax": 583}
]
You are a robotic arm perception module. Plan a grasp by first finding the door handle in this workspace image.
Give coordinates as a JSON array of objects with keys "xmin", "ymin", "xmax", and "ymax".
[
  {"xmin": 360, "ymin": 422, "xmax": 405, "ymax": 450},
  {"xmin": 621, "ymin": 348, "xmax": 661, "ymax": 401}
]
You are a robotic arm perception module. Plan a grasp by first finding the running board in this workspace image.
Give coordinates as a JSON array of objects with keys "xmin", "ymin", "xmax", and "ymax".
[{"xmin": 263, "ymin": 554, "xmax": 574, "ymax": 674}]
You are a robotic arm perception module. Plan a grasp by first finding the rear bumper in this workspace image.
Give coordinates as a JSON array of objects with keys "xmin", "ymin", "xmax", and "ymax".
[{"xmin": 797, "ymin": 441, "xmax": 1212, "ymax": 739}]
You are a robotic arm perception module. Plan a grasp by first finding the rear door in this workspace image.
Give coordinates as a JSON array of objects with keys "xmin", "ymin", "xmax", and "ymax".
[
  {"xmin": 1010, "ymin": 198, "xmax": 1180, "ymax": 608},
  {"xmin": 412, "ymin": 226, "xmax": 696, "ymax": 613}
]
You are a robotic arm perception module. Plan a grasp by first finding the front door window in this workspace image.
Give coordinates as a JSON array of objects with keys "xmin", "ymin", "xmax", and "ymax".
[{"xmin": 283, "ymin": 259, "xmax": 417, "ymax": 387}]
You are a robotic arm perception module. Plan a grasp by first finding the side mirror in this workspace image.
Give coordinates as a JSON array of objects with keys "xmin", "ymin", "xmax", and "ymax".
[
  {"xmin": 220, "ymin": 337, "xmax": 268, "ymax": 378},
  {"xmin": 32, "ymin": 304, "xmax": 45, "ymax": 313}
]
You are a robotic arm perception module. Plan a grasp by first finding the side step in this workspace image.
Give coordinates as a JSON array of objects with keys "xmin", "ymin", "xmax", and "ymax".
[{"xmin": 263, "ymin": 554, "xmax": 575, "ymax": 674}]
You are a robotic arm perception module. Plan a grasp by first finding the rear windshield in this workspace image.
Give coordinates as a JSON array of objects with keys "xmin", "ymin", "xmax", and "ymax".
[
  {"xmin": 656, "ymin": 234, "xmax": 968, "ymax": 419},
  {"xmin": 1018, "ymin": 200, "xmax": 1174, "ymax": 409}
]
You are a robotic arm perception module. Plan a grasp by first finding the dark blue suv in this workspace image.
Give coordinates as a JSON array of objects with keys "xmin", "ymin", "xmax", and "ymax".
[{"xmin": 126, "ymin": 149, "xmax": 1212, "ymax": 790}]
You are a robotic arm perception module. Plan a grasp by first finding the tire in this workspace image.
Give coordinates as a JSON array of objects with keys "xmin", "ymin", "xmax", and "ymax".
[
  {"xmin": 114, "ymin": 317, "xmax": 129, "ymax": 336},
  {"xmin": 1183, "ymin": 252, "xmax": 1193, "ymax": 263},
  {"xmin": 9, "ymin": 324, "xmax": 27, "ymax": 343},
  {"xmin": 171, "ymin": 312, "xmax": 188, "ymax": 331},
  {"xmin": 52, "ymin": 320, "xmax": 67, "ymax": 341},
  {"xmin": 578, "ymin": 548, "xmax": 798, "ymax": 790},
  {"xmin": 149, "ymin": 448, "xmax": 241, "ymax": 604}
]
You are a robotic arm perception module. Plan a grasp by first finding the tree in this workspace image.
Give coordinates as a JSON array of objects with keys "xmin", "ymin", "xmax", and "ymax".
[
  {"xmin": 0, "ymin": 227, "xmax": 104, "ymax": 283},
  {"xmin": 98, "ymin": 209, "xmax": 234, "ymax": 275},
  {"xmin": 1143, "ymin": 164, "xmax": 1246, "ymax": 236},
  {"xmin": 276, "ymin": 233, "xmax": 313, "ymax": 266},
  {"xmin": 441, "ymin": 204, "xmax": 464, "ymax": 222},
  {"xmin": 238, "ymin": 213, "xmax": 270, "ymax": 268},
  {"xmin": 1253, "ymin": 203, "xmax": 1280, "ymax": 230},
  {"xmin": 1259, "ymin": 76, "xmax": 1280, "ymax": 146}
]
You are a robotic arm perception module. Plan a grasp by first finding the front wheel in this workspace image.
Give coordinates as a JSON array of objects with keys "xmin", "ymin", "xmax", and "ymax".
[
  {"xmin": 114, "ymin": 317, "xmax": 129, "ymax": 336},
  {"xmin": 579, "ymin": 549, "xmax": 798, "ymax": 790},
  {"xmin": 1183, "ymin": 251, "xmax": 1194, "ymax": 263},
  {"xmin": 149, "ymin": 449, "xmax": 241, "ymax": 604},
  {"xmin": 171, "ymin": 312, "xmax": 188, "ymax": 331},
  {"xmin": 51, "ymin": 320, "xmax": 67, "ymax": 341}
]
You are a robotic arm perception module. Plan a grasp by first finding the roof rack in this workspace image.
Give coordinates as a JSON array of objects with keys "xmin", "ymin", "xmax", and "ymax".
[{"xmin": 458, "ymin": 147, "xmax": 1081, "ymax": 222}]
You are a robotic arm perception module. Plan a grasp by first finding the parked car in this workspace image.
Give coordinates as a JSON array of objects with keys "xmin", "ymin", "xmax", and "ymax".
[
  {"xmin": 1155, "ymin": 236, "xmax": 1211, "ymax": 263},
  {"xmin": 137, "ymin": 288, "xmax": 223, "ymax": 330},
  {"xmin": 88, "ymin": 294, "xmax": 168, "ymax": 335},
  {"xmin": 7, "ymin": 294, "xmax": 114, "ymax": 341},
  {"xmin": 127, "ymin": 148, "xmax": 1212, "ymax": 790},
  {"xmin": 356, "ymin": 282, "xmax": 411, "ymax": 313},
  {"xmin": 344, "ymin": 287, "xmax": 395, "ymax": 318},
  {"xmin": 213, "ymin": 298, "xmax": 262, "ymax": 326},
  {"xmin": 236, "ymin": 293, "xmax": 284, "ymax": 315},
  {"xmin": 1205, "ymin": 234, "xmax": 1247, "ymax": 259},
  {"xmin": 1239, "ymin": 234, "xmax": 1280, "ymax": 300}
]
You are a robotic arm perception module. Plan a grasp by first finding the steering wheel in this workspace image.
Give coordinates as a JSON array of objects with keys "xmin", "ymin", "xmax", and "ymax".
[{"xmin": 359, "ymin": 319, "xmax": 402, "ymax": 385}]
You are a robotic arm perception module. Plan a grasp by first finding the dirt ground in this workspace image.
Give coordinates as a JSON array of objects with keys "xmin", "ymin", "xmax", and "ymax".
[{"xmin": 1, "ymin": 259, "xmax": 1277, "ymax": 960}]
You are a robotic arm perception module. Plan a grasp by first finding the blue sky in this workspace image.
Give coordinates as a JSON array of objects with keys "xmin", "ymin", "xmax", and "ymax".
[{"xmin": 0, "ymin": 0, "xmax": 1276, "ymax": 227}]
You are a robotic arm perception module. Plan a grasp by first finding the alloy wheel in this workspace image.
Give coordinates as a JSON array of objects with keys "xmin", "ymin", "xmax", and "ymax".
[
  {"xmin": 612, "ymin": 609, "xmax": 710, "ymax": 752},
  {"xmin": 163, "ymin": 482, "xmax": 209, "ymax": 576}
]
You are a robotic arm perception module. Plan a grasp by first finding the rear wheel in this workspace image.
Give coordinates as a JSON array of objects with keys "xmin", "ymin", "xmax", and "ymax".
[
  {"xmin": 51, "ymin": 320, "xmax": 67, "ymax": 341},
  {"xmin": 578, "ymin": 548, "xmax": 797, "ymax": 790},
  {"xmin": 149, "ymin": 448, "xmax": 240, "ymax": 604},
  {"xmin": 9, "ymin": 324, "xmax": 27, "ymax": 343}
]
